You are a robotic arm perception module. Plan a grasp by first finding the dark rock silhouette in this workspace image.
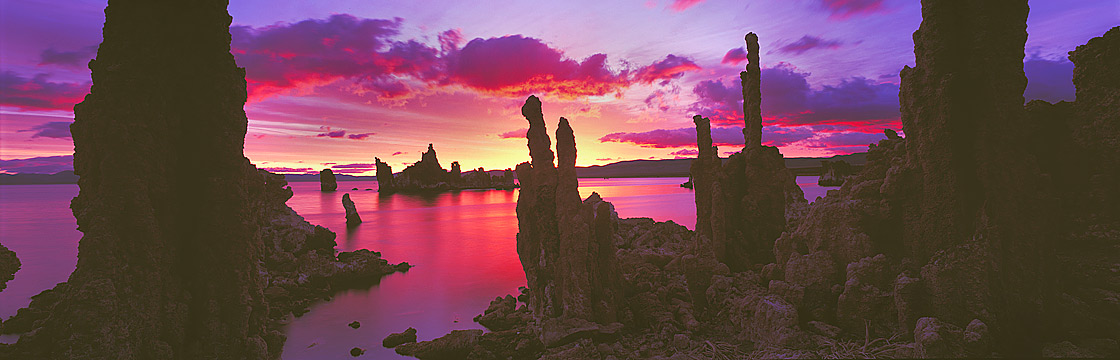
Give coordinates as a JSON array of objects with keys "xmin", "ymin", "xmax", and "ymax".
[
  {"xmin": 692, "ymin": 33, "xmax": 805, "ymax": 270},
  {"xmin": 320, "ymin": 169, "xmax": 338, "ymax": 191},
  {"xmin": 0, "ymin": 2, "xmax": 407, "ymax": 358},
  {"xmin": 816, "ymin": 160, "xmax": 851, "ymax": 186},
  {"xmin": 516, "ymin": 96, "xmax": 625, "ymax": 331},
  {"xmin": 0, "ymin": 243, "xmax": 18, "ymax": 292},
  {"xmin": 375, "ymin": 157, "xmax": 395, "ymax": 191},
  {"xmin": 382, "ymin": 327, "xmax": 418, "ymax": 348},
  {"xmin": 742, "ymin": 32, "xmax": 763, "ymax": 148},
  {"xmin": 342, "ymin": 193, "xmax": 361, "ymax": 227},
  {"xmin": 397, "ymin": 5, "xmax": 1117, "ymax": 360},
  {"xmin": 376, "ymin": 145, "xmax": 516, "ymax": 193}
]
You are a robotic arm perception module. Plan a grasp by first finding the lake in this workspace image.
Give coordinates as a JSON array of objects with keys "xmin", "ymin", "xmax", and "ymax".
[{"xmin": 0, "ymin": 176, "xmax": 830, "ymax": 357}]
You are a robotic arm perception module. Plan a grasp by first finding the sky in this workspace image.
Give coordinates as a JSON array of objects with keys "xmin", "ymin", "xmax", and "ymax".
[{"xmin": 1, "ymin": 0, "xmax": 1116, "ymax": 175}]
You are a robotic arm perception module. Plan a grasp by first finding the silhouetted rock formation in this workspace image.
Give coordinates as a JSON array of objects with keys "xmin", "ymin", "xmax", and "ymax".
[
  {"xmin": 342, "ymin": 193, "xmax": 361, "ymax": 227},
  {"xmin": 0, "ymin": 2, "xmax": 407, "ymax": 358},
  {"xmin": 816, "ymin": 160, "xmax": 852, "ymax": 186},
  {"xmin": 376, "ymin": 145, "xmax": 516, "ymax": 193},
  {"xmin": 516, "ymin": 96, "xmax": 626, "ymax": 334},
  {"xmin": 320, "ymin": 169, "xmax": 338, "ymax": 191},
  {"xmin": 742, "ymin": 32, "xmax": 762, "ymax": 148},
  {"xmin": 692, "ymin": 33, "xmax": 805, "ymax": 270},
  {"xmin": 375, "ymin": 157, "xmax": 395, "ymax": 191},
  {"xmin": 396, "ymin": 5, "xmax": 1118, "ymax": 360},
  {"xmin": 0, "ymin": 243, "xmax": 18, "ymax": 292}
]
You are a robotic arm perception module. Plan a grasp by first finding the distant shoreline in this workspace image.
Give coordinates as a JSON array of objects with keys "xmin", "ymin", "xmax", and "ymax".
[{"xmin": 1, "ymin": 153, "xmax": 865, "ymax": 185}]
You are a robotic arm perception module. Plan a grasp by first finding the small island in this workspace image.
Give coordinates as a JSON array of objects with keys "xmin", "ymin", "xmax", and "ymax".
[{"xmin": 375, "ymin": 144, "xmax": 517, "ymax": 193}]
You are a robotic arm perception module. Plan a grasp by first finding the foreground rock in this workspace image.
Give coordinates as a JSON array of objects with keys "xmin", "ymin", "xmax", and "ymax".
[
  {"xmin": 395, "ymin": 329, "xmax": 482, "ymax": 359},
  {"xmin": 0, "ymin": 243, "xmax": 18, "ymax": 292},
  {"xmin": 816, "ymin": 160, "xmax": 851, "ymax": 186},
  {"xmin": 0, "ymin": 2, "xmax": 408, "ymax": 358},
  {"xmin": 320, "ymin": 169, "xmax": 338, "ymax": 191}
]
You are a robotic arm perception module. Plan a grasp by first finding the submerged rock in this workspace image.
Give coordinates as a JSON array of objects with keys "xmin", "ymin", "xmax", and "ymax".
[
  {"xmin": 342, "ymin": 193, "xmax": 362, "ymax": 227},
  {"xmin": 320, "ymin": 169, "xmax": 338, "ymax": 191}
]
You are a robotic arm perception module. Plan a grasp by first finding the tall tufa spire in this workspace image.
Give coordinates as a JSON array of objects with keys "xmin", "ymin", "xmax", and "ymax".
[{"xmin": 741, "ymin": 32, "xmax": 762, "ymax": 148}]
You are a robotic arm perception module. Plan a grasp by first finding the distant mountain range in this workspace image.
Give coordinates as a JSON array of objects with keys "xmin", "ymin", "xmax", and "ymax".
[
  {"xmin": 0, "ymin": 153, "xmax": 867, "ymax": 185},
  {"xmin": 574, "ymin": 152, "xmax": 867, "ymax": 178},
  {"xmin": 0, "ymin": 171, "xmax": 79, "ymax": 185}
]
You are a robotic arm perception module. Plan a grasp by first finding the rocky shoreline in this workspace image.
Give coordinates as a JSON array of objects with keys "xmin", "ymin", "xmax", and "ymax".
[{"xmin": 383, "ymin": 4, "xmax": 1119, "ymax": 359}]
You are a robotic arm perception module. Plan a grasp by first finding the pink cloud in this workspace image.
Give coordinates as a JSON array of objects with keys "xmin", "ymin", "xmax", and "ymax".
[
  {"xmin": 721, "ymin": 47, "xmax": 747, "ymax": 65},
  {"xmin": 668, "ymin": 0, "xmax": 704, "ymax": 12},
  {"xmin": 772, "ymin": 36, "xmax": 844, "ymax": 55},
  {"xmin": 331, "ymin": 163, "xmax": 375, "ymax": 169},
  {"xmin": 599, "ymin": 125, "xmax": 887, "ymax": 153},
  {"xmin": 347, "ymin": 132, "xmax": 375, "ymax": 140},
  {"xmin": 260, "ymin": 166, "xmax": 315, "ymax": 174},
  {"xmin": 818, "ymin": 0, "xmax": 887, "ymax": 20},
  {"xmin": 689, "ymin": 63, "xmax": 900, "ymax": 129},
  {"xmin": 497, "ymin": 128, "xmax": 528, "ymax": 139},
  {"xmin": 391, "ymin": 151, "xmax": 405, "ymax": 156},
  {"xmin": 632, "ymin": 54, "xmax": 701, "ymax": 85},
  {"xmin": 229, "ymin": 15, "xmax": 700, "ymax": 101},
  {"xmin": 0, "ymin": 71, "xmax": 90, "ymax": 111}
]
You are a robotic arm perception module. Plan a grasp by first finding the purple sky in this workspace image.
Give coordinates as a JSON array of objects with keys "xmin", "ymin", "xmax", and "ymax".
[{"xmin": 1, "ymin": 0, "xmax": 1115, "ymax": 175}]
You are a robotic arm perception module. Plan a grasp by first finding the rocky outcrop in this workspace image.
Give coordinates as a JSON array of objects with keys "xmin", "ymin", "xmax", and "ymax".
[
  {"xmin": 395, "ymin": 329, "xmax": 483, "ymax": 359},
  {"xmin": 320, "ymin": 169, "xmax": 338, "ymax": 191},
  {"xmin": 817, "ymin": 160, "xmax": 852, "ymax": 186},
  {"xmin": 384, "ymin": 144, "xmax": 452, "ymax": 192},
  {"xmin": 692, "ymin": 33, "xmax": 805, "ymax": 270},
  {"xmin": 0, "ymin": 2, "xmax": 407, "ymax": 358},
  {"xmin": 383, "ymin": 327, "xmax": 418, "ymax": 348},
  {"xmin": 375, "ymin": 157, "xmax": 395, "ymax": 191},
  {"xmin": 377, "ymin": 146, "xmax": 517, "ymax": 193},
  {"xmin": 516, "ymin": 96, "xmax": 626, "ymax": 328},
  {"xmin": 342, "ymin": 193, "xmax": 361, "ymax": 227},
  {"xmin": 0, "ymin": 243, "xmax": 18, "ymax": 292}
]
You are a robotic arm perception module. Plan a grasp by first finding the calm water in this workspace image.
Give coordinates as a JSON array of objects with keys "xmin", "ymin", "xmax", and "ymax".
[{"xmin": 0, "ymin": 176, "xmax": 829, "ymax": 357}]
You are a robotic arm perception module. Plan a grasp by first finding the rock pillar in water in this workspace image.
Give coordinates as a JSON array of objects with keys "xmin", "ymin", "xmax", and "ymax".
[
  {"xmin": 320, "ymin": 169, "xmax": 338, "ymax": 191},
  {"xmin": 375, "ymin": 157, "xmax": 395, "ymax": 193},
  {"xmin": 342, "ymin": 193, "xmax": 362, "ymax": 227},
  {"xmin": 898, "ymin": 1, "xmax": 1045, "ymax": 355}
]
